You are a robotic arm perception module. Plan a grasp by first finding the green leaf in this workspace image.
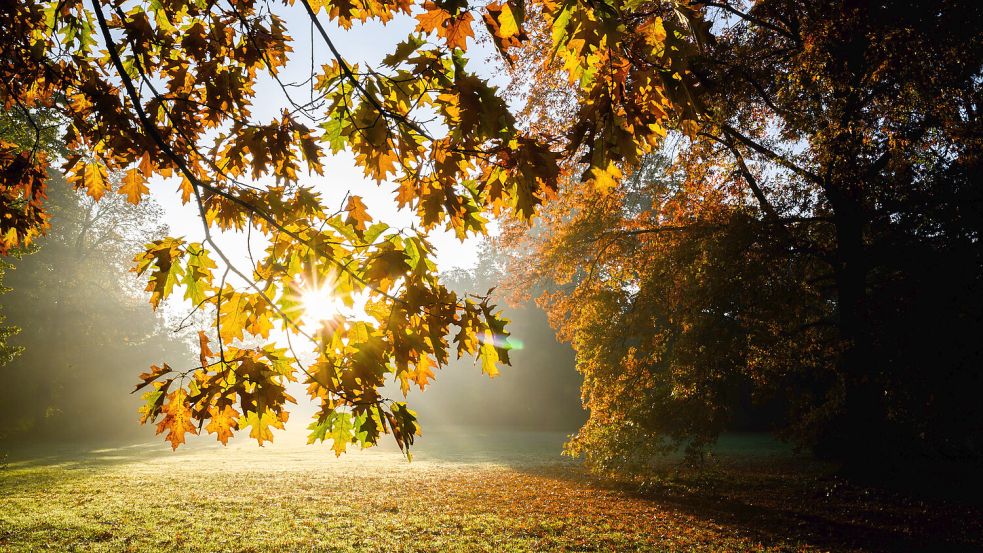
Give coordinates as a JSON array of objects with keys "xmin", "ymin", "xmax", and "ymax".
[
  {"xmin": 363, "ymin": 222, "xmax": 390, "ymax": 244},
  {"xmin": 133, "ymin": 238, "xmax": 187, "ymax": 309},
  {"xmin": 319, "ymin": 113, "xmax": 348, "ymax": 154},
  {"xmin": 308, "ymin": 410, "xmax": 356, "ymax": 456},
  {"xmin": 328, "ymin": 411, "xmax": 355, "ymax": 456}
]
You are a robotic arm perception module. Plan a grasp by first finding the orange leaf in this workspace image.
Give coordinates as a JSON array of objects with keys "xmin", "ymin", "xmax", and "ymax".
[
  {"xmin": 412, "ymin": 355, "xmax": 435, "ymax": 391},
  {"xmin": 178, "ymin": 176, "xmax": 195, "ymax": 204},
  {"xmin": 156, "ymin": 389, "xmax": 197, "ymax": 450},
  {"xmin": 138, "ymin": 150, "xmax": 156, "ymax": 177},
  {"xmin": 119, "ymin": 168, "xmax": 150, "ymax": 205},
  {"xmin": 70, "ymin": 161, "xmax": 109, "ymax": 201},
  {"xmin": 415, "ymin": 6, "xmax": 450, "ymax": 34},
  {"xmin": 198, "ymin": 330, "xmax": 214, "ymax": 369},
  {"xmin": 206, "ymin": 405, "xmax": 239, "ymax": 445},
  {"xmin": 445, "ymin": 12, "xmax": 475, "ymax": 50},
  {"xmin": 345, "ymin": 195, "xmax": 372, "ymax": 231}
]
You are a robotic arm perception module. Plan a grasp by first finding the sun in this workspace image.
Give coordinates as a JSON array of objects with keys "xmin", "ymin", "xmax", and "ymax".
[{"xmin": 300, "ymin": 287, "xmax": 342, "ymax": 327}]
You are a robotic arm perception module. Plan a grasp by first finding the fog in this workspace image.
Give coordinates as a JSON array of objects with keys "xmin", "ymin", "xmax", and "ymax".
[{"xmin": 0, "ymin": 178, "xmax": 583, "ymax": 456}]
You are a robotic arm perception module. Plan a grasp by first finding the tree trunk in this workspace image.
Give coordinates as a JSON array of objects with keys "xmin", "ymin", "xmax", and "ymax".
[{"xmin": 821, "ymin": 191, "xmax": 886, "ymax": 465}]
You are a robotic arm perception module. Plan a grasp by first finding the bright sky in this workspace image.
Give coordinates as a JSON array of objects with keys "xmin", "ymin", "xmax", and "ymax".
[{"xmin": 149, "ymin": 4, "xmax": 507, "ymax": 273}]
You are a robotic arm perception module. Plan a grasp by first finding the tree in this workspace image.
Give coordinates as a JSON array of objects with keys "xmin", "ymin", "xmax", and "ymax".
[
  {"xmin": 5, "ymin": 0, "xmax": 978, "ymax": 466},
  {"xmin": 499, "ymin": 155, "xmax": 827, "ymax": 471},
  {"xmin": 503, "ymin": 0, "xmax": 983, "ymax": 468},
  {"xmin": 0, "ymin": 259, "xmax": 24, "ymax": 369},
  {"xmin": 0, "ymin": 172, "xmax": 193, "ymax": 442},
  {"xmin": 0, "ymin": 108, "xmax": 67, "ymax": 375},
  {"xmin": 6, "ymin": 0, "xmax": 691, "ymax": 453}
]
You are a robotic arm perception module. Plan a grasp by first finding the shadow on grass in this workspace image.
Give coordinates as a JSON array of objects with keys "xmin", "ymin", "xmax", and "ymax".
[
  {"xmin": 4, "ymin": 430, "xmax": 981, "ymax": 552},
  {"xmin": 514, "ymin": 452, "xmax": 983, "ymax": 553}
]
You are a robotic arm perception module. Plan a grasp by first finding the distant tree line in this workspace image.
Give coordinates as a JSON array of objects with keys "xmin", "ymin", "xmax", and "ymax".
[{"xmin": 0, "ymin": 111, "xmax": 192, "ymax": 444}]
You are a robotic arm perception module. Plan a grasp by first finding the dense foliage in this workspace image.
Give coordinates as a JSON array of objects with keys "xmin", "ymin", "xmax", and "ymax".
[
  {"xmin": 502, "ymin": 0, "xmax": 983, "ymax": 470},
  {"xmin": 0, "ymin": 259, "xmax": 24, "ymax": 369},
  {"xmin": 1, "ymin": 0, "xmax": 980, "ymax": 466},
  {"xmin": 0, "ymin": 108, "xmax": 66, "ymax": 370},
  {"xmin": 0, "ymin": 0, "xmax": 703, "ymax": 453}
]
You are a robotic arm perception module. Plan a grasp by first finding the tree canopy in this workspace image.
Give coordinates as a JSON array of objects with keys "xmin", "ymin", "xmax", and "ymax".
[
  {"xmin": 501, "ymin": 0, "xmax": 983, "ymax": 469},
  {"xmin": 0, "ymin": 0, "xmax": 704, "ymax": 454},
  {"xmin": 1, "ymin": 0, "xmax": 980, "ymax": 465}
]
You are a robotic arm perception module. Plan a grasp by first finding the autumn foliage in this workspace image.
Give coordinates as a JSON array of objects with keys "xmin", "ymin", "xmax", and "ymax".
[
  {"xmin": 501, "ymin": 0, "xmax": 983, "ymax": 469},
  {"xmin": 1, "ymin": 0, "xmax": 981, "ymax": 468},
  {"xmin": 0, "ymin": 0, "xmax": 703, "ymax": 454},
  {"xmin": 0, "ymin": 0, "xmax": 584, "ymax": 453}
]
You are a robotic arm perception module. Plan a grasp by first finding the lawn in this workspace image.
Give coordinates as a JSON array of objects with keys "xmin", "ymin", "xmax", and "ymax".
[{"xmin": 1, "ymin": 431, "xmax": 980, "ymax": 552}]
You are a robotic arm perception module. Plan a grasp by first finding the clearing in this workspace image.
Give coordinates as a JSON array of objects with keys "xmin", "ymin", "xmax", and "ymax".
[{"xmin": 1, "ymin": 431, "xmax": 980, "ymax": 552}]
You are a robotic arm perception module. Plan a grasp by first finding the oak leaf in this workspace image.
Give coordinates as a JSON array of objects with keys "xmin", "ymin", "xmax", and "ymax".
[
  {"xmin": 119, "ymin": 168, "xmax": 150, "ymax": 205},
  {"xmin": 206, "ymin": 405, "xmax": 240, "ymax": 445},
  {"xmin": 156, "ymin": 389, "xmax": 197, "ymax": 450},
  {"xmin": 242, "ymin": 409, "xmax": 285, "ymax": 446}
]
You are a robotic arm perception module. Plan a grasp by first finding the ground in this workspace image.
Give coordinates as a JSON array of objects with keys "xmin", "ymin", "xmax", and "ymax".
[{"xmin": 1, "ymin": 431, "xmax": 980, "ymax": 552}]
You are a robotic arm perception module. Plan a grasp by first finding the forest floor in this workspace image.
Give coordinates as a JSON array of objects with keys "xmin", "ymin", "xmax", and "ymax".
[{"xmin": 0, "ymin": 431, "xmax": 980, "ymax": 552}]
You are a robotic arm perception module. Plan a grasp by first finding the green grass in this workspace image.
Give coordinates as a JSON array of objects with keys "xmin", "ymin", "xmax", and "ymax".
[{"xmin": 1, "ymin": 431, "xmax": 979, "ymax": 552}]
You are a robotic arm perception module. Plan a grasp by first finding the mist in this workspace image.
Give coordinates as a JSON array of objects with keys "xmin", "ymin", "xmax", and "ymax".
[
  {"xmin": 0, "ymin": 174, "xmax": 194, "ymax": 447},
  {"xmin": 405, "ymin": 267, "xmax": 584, "ymax": 435},
  {"xmin": 0, "ymin": 176, "xmax": 583, "ymax": 455}
]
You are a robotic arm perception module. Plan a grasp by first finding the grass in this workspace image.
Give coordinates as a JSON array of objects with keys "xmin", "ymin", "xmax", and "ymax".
[{"xmin": 1, "ymin": 431, "xmax": 980, "ymax": 552}]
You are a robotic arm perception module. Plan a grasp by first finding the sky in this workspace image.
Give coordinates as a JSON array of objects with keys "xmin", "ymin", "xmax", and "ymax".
[
  {"xmin": 149, "ymin": 3, "xmax": 509, "ymax": 274},
  {"xmin": 135, "ymin": 6, "xmax": 535, "ymax": 437}
]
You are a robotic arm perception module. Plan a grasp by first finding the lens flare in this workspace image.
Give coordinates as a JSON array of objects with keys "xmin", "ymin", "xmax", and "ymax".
[
  {"xmin": 300, "ymin": 287, "xmax": 341, "ymax": 327},
  {"xmin": 477, "ymin": 333, "xmax": 524, "ymax": 351}
]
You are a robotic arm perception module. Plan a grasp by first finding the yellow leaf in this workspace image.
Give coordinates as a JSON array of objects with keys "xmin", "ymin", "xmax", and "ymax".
[
  {"xmin": 178, "ymin": 176, "xmax": 195, "ymax": 204},
  {"xmin": 243, "ymin": 409, "xmax": 284, "ymax": 446},
  {"xmin": 483, "ymin": 1, "xmax": 524, "ymax": 60},
  {"xmin": 206, "ymin": 405, "xmax": 239, "ymax": 445},
  {"xmin": 495, "ymin": 3, "xmax": 518, "ymax": 38},
  {"xmin": 119, "ymin": 168, "xmax": 149, "ymax": 205},
  {"xmin": 218, "ymin": 291, "xmax": 250, "ymax": 342},
  {"xmin": 641, "ymin": 17, "xmax": 666, "ymax": 51},
  {"xmin": 591, "ymin": 162, "xmax": 622, "ymax": 193},
  {"xmin": 479, "ymin": 331, "xmax": 500, "ymax": 377},
  {"xmin": 71, "ymin": 161, "xmax": 109, "ymax": 201}
]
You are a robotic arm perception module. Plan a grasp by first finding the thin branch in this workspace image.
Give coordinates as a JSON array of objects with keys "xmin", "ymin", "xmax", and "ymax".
[
  {"xmin": 701, "ymin": 1, "xmax": 800, "ymax": 44},
  {"xmin": 720, "ymin": 124, "xmax": 825, "ymax": 187},
  {"xmin": 298, "ymin": 0, "xmax": 433, "ymax": 141}
]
